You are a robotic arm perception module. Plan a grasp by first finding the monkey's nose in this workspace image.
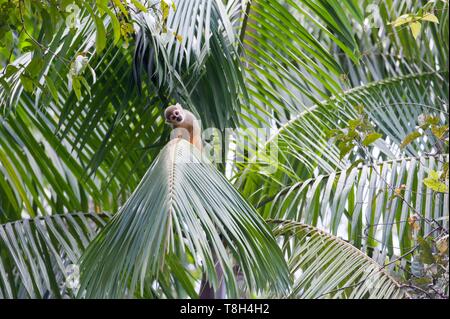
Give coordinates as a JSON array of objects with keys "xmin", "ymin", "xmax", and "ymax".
[{"xmin": 176, "ymin": 116, "xmax": 183, "ymax": 122}]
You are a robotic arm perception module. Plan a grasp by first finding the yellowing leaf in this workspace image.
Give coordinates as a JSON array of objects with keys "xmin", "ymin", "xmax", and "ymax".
[
  {"xmin": 408, "ymin": 214, "xmax": 421, "ymax": 231},
  {"xmin": 442, "ymin": 163, "xmax": 449, "ymax": 180},
  {"xmin": 130, "ymin": 0, "xmax": 147, "ymax": 12},
  {"xmin": 426, "ymin": 179, "xmax": 448, "ymax": 193},
  {"xmin": 161, "ymin": 0, "xmax": 170, "ymax": 32},
  {"xmin": 400, "ymin": 131, "xmax": 422, "ymax": 148},
  {"xmin": 436, "ymin": 235, "xmax": 449, "ymax": 254},
  {"xmin": 410, "ymin": 22, "xmax": 421, "ymax": 39},
  {"xmin": 391, "ymin": 14, "xmax": 413, "ymax": 27},
  {"xmin": 112, "ymin": 0, "xmax": 128, "ymax": 17},
  {"xmin": 431, "ymin": 125, "xmax": 449, "ymax": 139},
  {"xmin": 429, "ymin": 170, "xmax": 440, "ymax": 180},
  {"xmin": 173, "ymin": 32, "xmax": 183, "ymax": 42},
  {"xmin": 161, "ymin": 0, "xmax": 170, "ymax": 18},
  {"xmin": 362, "ymin": 132, "xmax": 382, "ymax": 146},
  {"xmin": 424, "ymin": 170, "xmax": 449, "ymax": 193},
  {"xmin": 421, "ymin": 13, "xmax": 439, "ymax": 23},
  {"xmin": 424, "ymin": 115, "xmax": 440, "ymax": 126}
]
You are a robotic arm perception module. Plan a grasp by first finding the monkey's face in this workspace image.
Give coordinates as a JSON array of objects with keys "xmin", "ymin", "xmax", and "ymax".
[{"xmin": 165, "ymin": 104, "xmax": 185, "ymax": 125}]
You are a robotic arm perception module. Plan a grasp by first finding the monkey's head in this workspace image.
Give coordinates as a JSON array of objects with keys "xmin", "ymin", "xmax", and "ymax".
[{"xmin": 165, "ymin": 104, "xmax": 185, "ymax": 125}]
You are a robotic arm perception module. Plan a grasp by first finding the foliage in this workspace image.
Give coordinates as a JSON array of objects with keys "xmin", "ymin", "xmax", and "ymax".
[
  {"xmin": 272, "ymin": 221, "xmax": 405, "ymax": 299},
  {"xmin": 0, "ymin": 212, "xmax": 108, "ymax": 298},
  {"xmin": 0, "ymin": 0, "xmax": 449, "ymax": 299},
  {"xmin": 326, "ymin": 105, "xmax": 383, "ymax": 159},
  {"xmin": 79, "ymin": 139, "xmax": 289, "ymax": 298},
  {"xmin": 390, "ymin": 1, "xmax": 440, "ymax": 39},
  {"xmin": 404, "ymin": 219, "xmax": 448, "ymax": 298}
]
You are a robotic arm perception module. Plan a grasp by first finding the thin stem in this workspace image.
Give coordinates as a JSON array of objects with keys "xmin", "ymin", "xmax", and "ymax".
[
  {"xmin": 382, "ymin": 227, "xmax": 439, "ymax": 267},
  {"xmin": 18, "ymin": 0, "xmax": 70, "ymax": 65}
]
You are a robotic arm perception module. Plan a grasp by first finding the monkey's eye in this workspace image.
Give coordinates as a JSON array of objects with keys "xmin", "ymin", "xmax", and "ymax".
[
  {"xmin": 174, "ymin": 110, "xmax": 180, "ymax": 116},
  {"xmin": 170, "ymin": 115, "xmax": 177, "ymax": 121}
]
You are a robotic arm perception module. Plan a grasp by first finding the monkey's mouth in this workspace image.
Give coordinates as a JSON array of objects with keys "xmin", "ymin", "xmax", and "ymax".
[{"xmin": 176, "ymin": 116, "xmax": 183, "ymax": 122}]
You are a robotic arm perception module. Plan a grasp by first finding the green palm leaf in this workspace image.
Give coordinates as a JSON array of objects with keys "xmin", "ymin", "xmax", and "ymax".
[
  {"xmin": 237, "ymin": 71, "xmax": 448, "ymax": 206},
  {"xmin": 272, "ymin": 220, "xmax": 406, "ymax": 299},
  {"xmin": 133, "ymin": 0, "xmax": 247, "ymax": 129},
  {"xmin": 260, "ymin": 155, "xmax": 449, "ymax": 257},
  {"xmin": 241, "ymin": 0, "xmax": 361, "ymax": 123},
  {"xmin": 236, "ymin": 68, "xmax": 448, "ymax": 262},
  {"xmin": 0, "ymin": 0, "xmax": 447, "ymax": 300},
  {"xmin": 0, "ymin": 13, "xmax": 168, "ymax": 219},
  {"xmin": 79, "ymin": 139, "xmax": 290, "ymax": 298},
  {"xmin": 0, "ymin": 212, "xmax": 108, "ymax": 299}
]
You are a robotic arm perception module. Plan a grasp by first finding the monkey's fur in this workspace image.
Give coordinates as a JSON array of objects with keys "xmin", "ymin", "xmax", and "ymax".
[{"xmin": 165, "ymin": 104, "xmax": 202, "ymax": 151}]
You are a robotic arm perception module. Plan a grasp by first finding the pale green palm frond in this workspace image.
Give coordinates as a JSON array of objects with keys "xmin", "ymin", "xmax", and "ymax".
[
  {"xmin": 341, "ymin": 0, "xmax": 448, "ymax": 86},
  {"xmin": 0, "ymin": 212, "xmax": 109, "ymax": 299},
  {"xmin": 261, "ymin": 155, "xmax": 449, "ymax": 257},
  {"xmin": 242, "ymin": 0, "xmax": 360, "ymax": 120},
  {"xmin": 0, "ymin": 56, "xmax": 167, "ymax": 220},
  {"xmin": 239, "ymin": 0, "xmax": 448, "ymax": 128},
  {"xmin": 0, "ymin": 8, "xmax": 169, "ymax": 219},
  {"xmin": 79, "ymin": 139, "xmax": 290, "ymax": 298},
  {"xmin": 272, "ymin": 220, "xmax": 406, "ymax": 299},
  {"xmin": 235, "ymin": 70, "xmax": 448, "ymax": 261},
  {"xmin": 133, "ymin": 0, "xmax": 247, "ymax": 129},
  {"xmin": 236, "ymin": 71, "xmax": 448, "ymax": 204}
]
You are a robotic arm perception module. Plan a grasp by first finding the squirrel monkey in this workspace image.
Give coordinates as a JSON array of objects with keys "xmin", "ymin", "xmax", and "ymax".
[
  {"xmin": 165, "ymin": 103, "xmax": 202, "ymax": 151},
  {"xmin": 165, "ymin": 103, "xmax": 225, "ymax": 298}
]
